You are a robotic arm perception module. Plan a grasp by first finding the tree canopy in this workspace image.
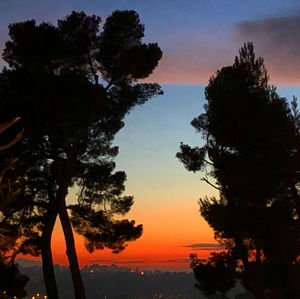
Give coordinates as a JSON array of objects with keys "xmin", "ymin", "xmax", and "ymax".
[
  {"xmin": 178, "ymin": 43, "xmax": 300, "ymax": 298},
  {"xmin": 0, "ymin": 10, "xmax": 162, "ymax": 299}
]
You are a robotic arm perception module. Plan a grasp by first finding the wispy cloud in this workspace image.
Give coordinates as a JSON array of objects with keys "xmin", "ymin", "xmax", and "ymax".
[
  {"xmin": 235, "ymin": 14, "xmax": 300, "ymax": 85},
  {"xmin": 146, "ymin": 42, "xmax": 233, "ymax": 85},
  {"xmin": 159, "ymin": 259, "xmax": 190, "ymax": 263},
  {"xmin": 148, "ymin": 13, "xmax": 300, "ymax": 86},
  {"xmin": 183, "ymin": 243, "xmax": 225, "ymax": 250}
]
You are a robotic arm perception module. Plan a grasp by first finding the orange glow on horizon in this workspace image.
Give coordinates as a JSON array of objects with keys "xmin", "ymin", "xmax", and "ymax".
[
  {"xmin": 19, "ymin": 200, "xmax": 218, "ymax": 270},
  {"xmin": 51, "ymin": 200, "xmax": 215, "ymax": 269}
]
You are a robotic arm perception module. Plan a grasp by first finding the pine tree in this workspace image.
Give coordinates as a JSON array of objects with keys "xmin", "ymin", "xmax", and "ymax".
[
  {"xmin": 177, "ymin": 43, "xmax": 300, "ymax": 298},
  {"xmin": 0, "ymin": 10, "xmax": 162, "ymax": 299}
]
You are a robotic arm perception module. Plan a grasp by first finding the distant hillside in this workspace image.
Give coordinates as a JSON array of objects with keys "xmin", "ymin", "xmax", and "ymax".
[
  {"xmin": 17, "ymin": 259, "xmax": 251, "ymax": 299},
  {"xmin": 18, "ymin": 261, "xmax": 200, "ymax": 299},
  {"xmin": 16, "ymin": 258, "xmax": 42, "ymax": 268}
]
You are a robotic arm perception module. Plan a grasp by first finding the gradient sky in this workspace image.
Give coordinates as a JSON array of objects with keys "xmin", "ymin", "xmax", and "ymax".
[{"xmin": 3, "ymin": 0, "xmax": 300, "ymax": 271}]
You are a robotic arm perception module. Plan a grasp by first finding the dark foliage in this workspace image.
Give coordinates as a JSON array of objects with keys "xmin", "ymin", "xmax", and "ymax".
[
  {"xmin": 191, "ymin": 253, "xmax": 236, "ymax": 297},
  {"xmin": 0, "ymin": 258, "xmax": 28, "ymax": 298},
  {"xmin": 0, "ymin": 9, "xmax": 162, "ymax": 299},
  {"xmin": 178, "ymin": 43, "xmax": 300, "ymax": 298}
]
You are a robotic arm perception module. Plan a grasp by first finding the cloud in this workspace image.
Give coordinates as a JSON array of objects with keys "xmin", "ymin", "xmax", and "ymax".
[
  {"xmin": 235, "ymin": 14, "xmax": 300, "ymax": 85},
  {"xmin": 159, "ymin": 259, "xmax": 190, "ymax": 263},
  {"xmin": 146, "ymin": 42, "xmax": 233, "ymax": 85},
  {"xmin": 148, "ymin": 13, "xmax": 300, "ymax": 86},
  {"xmin": 183, "ymin": 243, "xmax": 225, "ymax": 250}
]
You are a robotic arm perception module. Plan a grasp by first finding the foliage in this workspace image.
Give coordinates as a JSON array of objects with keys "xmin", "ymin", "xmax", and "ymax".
[
  {"xmin": 0, "ymin": 256, "xmax": 28, "ymax": 299},
  {"xmin": 0, "ymin": 9, "xmax": 162, "ymax": 298},
  {"xmin": 178, "ymin": 43, "xmax": 300, "ymax": 298},
  {"xmin": 190, "ymin": 252, "xmax": 236, "ymax": 297}
]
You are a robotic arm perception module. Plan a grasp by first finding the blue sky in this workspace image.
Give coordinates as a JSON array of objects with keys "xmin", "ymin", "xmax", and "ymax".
[{"xmin": 114, "ymin": 84, "xmax": 300, "ymax": 206}]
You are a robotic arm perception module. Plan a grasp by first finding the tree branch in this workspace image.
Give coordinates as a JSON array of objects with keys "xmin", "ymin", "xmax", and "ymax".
[
  {"xmin": 201, "ymin": 177, "xmax": 221, "ymax": 191},
  {"xmin": 87, "ymin": 53, "xmax": 98, "ymax": 84},
  {"xmin": 104, "ymin": 80, "xmax": 114, "ymax": 91},
  {"xmin": 204, "ymin": 159, "xmax": 214, "ymax": 166}
]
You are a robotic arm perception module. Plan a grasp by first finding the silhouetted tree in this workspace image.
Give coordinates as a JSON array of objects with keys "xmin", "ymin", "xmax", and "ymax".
[
  {"xmin": 0, "ymin": 259, "xmax": 28, "ymax": 299},
  {"xmin": 177, "ymin": 43, "xmax": 300, "ymax": 298},
  {"xmin": 0, "ymin": 10, "xmax": 162, "ymax": 299},
  {"xmin": 190, "ymin": 252, "xmax": 236, "ymax": 297}
]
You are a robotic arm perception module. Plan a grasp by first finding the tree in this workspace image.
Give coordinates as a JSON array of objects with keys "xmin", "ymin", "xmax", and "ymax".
[
  {"xmin": 177, "ymin": 43, "xmax": 300, "ymax": 298},
  {"xmin": 0, "ymin": 10, "xmax": 162, "ymax": 299},
  {"xmin": 190, "ymin": 252, "xmax": 236, "ymax": 298}
]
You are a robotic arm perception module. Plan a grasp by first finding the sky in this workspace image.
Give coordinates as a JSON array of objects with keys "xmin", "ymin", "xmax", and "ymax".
[{"xmin": 2, "ymin": 0, "xmax": 300, "ymax": 271}]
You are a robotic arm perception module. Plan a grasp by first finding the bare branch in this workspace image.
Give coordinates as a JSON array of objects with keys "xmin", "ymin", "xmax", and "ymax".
[
  {"xmin": 204, "ymin": 159, "xmax": 214, "ymax": 166},
  {"xmin": 104, "ymin": 80, "xmax": 114, "ymax": 91},
  {"xmin": 201, "ymin": 177, "xmax": 221, "ymax": 191}
]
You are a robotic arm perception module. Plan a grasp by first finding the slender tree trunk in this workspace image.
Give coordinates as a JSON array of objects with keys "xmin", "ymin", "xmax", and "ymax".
[
  {"xmin": 59, "ymin": 198, "xmax": 86, "ymax": 299},
  {"xmin": 41, "ymin": 210, "xmax": 59, "ymax": 299}
]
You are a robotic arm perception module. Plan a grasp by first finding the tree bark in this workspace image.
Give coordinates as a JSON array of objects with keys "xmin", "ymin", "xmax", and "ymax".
[
  {"xmin": 41, "ymin": 210, "xmax": 59, "ymax": 299},
  {"xmin": 41, "ymin": 183, "xmax": 67, "ymax": 299},
  {"xmin": 59, "ymin": 198, "xmax": 86, "ymax": 299}
]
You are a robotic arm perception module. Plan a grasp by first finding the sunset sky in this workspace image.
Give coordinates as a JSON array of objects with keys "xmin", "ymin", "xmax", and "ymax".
[{"xmin": 2, "ymin": 0, "xmax": 300, "ymax": 271}]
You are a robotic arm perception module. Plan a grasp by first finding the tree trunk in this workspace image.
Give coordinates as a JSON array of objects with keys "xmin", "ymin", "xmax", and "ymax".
[
  {"xmin": 59, "ymin": 199, "xmax": 86, "ymax": 299},
  {"xmin": 41, "ymin": 210, "xmax": 59, "ymax": 299}
]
